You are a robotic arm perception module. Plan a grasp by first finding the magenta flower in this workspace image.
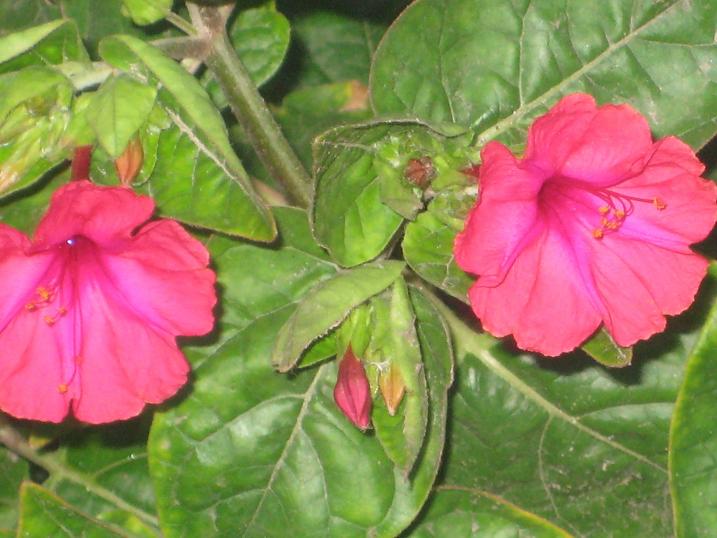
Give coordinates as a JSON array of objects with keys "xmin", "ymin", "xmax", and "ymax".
[
  {"xmin": 0, "ymin": 181, "xmax": 216, "ymax": 423},
  {"xmin": 454, "ymin": 94, "xmax": 717, "ymax": 356},
  {"xmin": 333, "ymin": 347, "xmax": 372, "ymax": 430}
]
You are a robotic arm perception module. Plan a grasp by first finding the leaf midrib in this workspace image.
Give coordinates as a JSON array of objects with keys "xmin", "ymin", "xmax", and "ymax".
[{"xmin": 473, "ymin": 0, "xmax": 682, "ymax": 147}]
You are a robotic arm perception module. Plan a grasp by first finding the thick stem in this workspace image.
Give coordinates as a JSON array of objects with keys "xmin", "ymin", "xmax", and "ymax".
[
  {"xmin": 187, "ymin": 2, "xmax": 312, "ymax": 208},
  {"xmin": 0, "ymin": 419, "xmax": 161, "ymax": 532}
]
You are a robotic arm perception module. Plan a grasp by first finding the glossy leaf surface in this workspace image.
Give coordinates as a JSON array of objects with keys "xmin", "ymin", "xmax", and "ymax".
[{"xmin": 371, "ymin": 0, "xmax": 717, "ymax": 150}]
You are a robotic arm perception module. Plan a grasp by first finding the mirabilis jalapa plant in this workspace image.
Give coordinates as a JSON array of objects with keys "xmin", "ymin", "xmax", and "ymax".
[{"xmin": 0, "ymin": 0, "xmax": 715, "ymax": 536}]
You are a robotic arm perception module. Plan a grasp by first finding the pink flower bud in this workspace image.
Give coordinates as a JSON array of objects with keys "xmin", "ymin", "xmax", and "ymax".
[
  {"xmin": 71, "ymin": 145, "xmax": 93, "ymax": 182},
  {"xmin": 333, "ymin": 347, "xmax": 371, "ymax": 430}
]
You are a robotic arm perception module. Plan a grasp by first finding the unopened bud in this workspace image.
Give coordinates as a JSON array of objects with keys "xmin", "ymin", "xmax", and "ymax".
[
  {"xmin": 378, "ymin": 365, "xmax": 405, "ymax": 416},
  {"xmin": 115, "ymin": 137, "xmax": 143, "ymax": 186},
  {"xmin": 71, "ymin": 146, "xmax": 93, "ymax": 182},
  {"xmin": 462, "ymin": 164, "xmax": 480, "ymax": 181},
  {"xmin": 333, "ymin": 347, "xmax": 372, "ymax": 430},
  {"xmin": 404, "ymin": 156, "xmax": 435, "ymax": 189}
]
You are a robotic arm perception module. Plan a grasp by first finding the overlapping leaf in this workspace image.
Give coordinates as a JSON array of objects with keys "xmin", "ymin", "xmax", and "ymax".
[
  {"xmin": 148, "ymin": 207, "xmax": 452, "ymax": 537},
  {"xmin": 99, "ymin": 35, "xmax": 275, "ymax": 241},
  {"xmin": 371, "ymin": 0, "xmax": 717, "ymax": 150},
  {"xmin": 434, "ymin": 276, "xmax": 717, "ymax": 536}
]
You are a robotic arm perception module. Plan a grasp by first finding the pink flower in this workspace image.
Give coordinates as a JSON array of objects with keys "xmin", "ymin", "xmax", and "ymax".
[
  {"xmin": 454, "ymin": 94, "xmax": 717, "ymax": 356},
  {"xmin": 333, "ymin": 347, "xmax": 372, "ymax": 430},
  {"xmin": 0, "ymin": 181, "xmax": 216, "ymax": 423}
]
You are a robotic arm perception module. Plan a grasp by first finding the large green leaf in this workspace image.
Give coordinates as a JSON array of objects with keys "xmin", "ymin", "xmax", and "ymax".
[
  {"xmin": 17, "ymin": 483, "xmax": 128, "ymax": 537},
  {"xmin": 431, "ymin": 280, "xmax": 715, "ymax": 536},
  {"xmin": 99, "ymin": 35, "xmax": 275, "ymax": 241},
  {"xmin": 149, "ymin": 216, "xmax": 450, "ymax": 537},
  {"xmin": 271, "ymin": 260, "xmax": 405, "ymax": 371},
  {"xmin": 409, "ymin": 487, "xmax": 571, "ymax": 537},
  {"xmin": 43, "ymin": 419, "xmax": 160, "ymax": 537},
  {"xmin": 669, "ymin": 265, "xmax": 717, "ymax": 537},
  {"xmin": 0, "ymin": 19, "xmax": 88, "ymax": 73},
  {"xmin": 371, "ymin": 0, "xmax": 717, "ymax": 150}
]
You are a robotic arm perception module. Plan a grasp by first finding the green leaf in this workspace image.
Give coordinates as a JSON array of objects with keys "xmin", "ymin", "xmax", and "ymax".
[
  {"xmin": 371, "ymin": 279, "xmax": 428, "ymax": 473},
  {"xmin": 0, "ymin": 19, "xmax": 88, "ymax": 73},
  {"xmin": 99, "ymin": 35, "xmax": 275, "ymax": 241},
  {"xmin": 0, "ymin": 1, "xmax": 60, "ymax": 33},
  {"xmin": 291, "ymin": 10, "xmax": 387, "ymax": 86},
  {"xmin": 0, "ymin": 169, "xmax": 68, "ymax": 234},
  {"xmin": 313, "ymin": 119, "xmax": 471, "ymax": 267},
  {"xmin": 121, "ymin": 0, "xmax": 172, "ymax": 26},
  {"xmin": 402, "ymin": 191, "xmax": 475, "ymax": 301},
  {"xmin": 43, "ymin": 418, "xmax": 160, "ymax": 536},
  {"xmin": 581, "ymin": 328, "xmax": 633, "ymax": 368},
  {"xmin": 149, "ymin": 249, "xmax": 449, "ymax": 537},
  {"xmin": 205, "ymin": 2, "xmax": 290, "ymax": 107},
  {"xmin": 208, "ymin": 207, "xmax": 337, "ymax": 336},
  {"xmin": 276, "ymin": 81, "xmax": 372, "ymax": 168},
  {"xmin": 88, "ymin": 75, "xmax": 157, "ymax": 158},
  {"xmin": 371, "ymin": 0, "xmax": 717, "ymax": 150},
  {"xmin": 231, "ymin": 2, "xmax": 290, "ymax": 87},
  {"xmin": 0, "ymin": 447, "xmax": 29, "ymax": 535},
  {"xmin": 272, "ymin": 260, "xmax": 406, "ymax": 372},
  {"xmin": 669, "ymin": 265, "xmax": 717, "ymax": 537},
  {"xmin": 0, "ymin": 67, "xmax": 72, "ymax": 198},
  {"xmin": 410, "ymin": 487, "xmax": 571, "ymax": 537},
  {"xmin": 17, "ymin": 483, "xmax": 127, "ymax": 537},
  {"xmin": 434, "ymin": 282, "xmax": 714, "ymax": 536}
]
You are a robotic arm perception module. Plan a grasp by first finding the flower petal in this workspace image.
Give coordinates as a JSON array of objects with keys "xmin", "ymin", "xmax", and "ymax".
[
  {"xmin": 33, "ymin": 181, "xmax": 154, "ymax": 248},
  {"xmin": 588, "ymin": 235, "xmax": 709, "ymax": 346},
  {"xmin": 615, "ymin": 137, "xmax": 717, "ymax": 247},
  {"xmin": 100, "ymin": 220, "xmax": 216, "ymax": 336},
  {"xmin": 71, "ymin": 270, "xmax": 189, "ymax": 424},
  {"xmin": 0, "ymin": 310, "xmax": 69, "ymax": 422},
  {"xmin": 526, "ymin": 94, "xmax": 652, "ymax": 184},
  {"xmin": 454, "ymin": 142, "xmax": 543, "ymax": 285},
  {"xmin": 468, "ymin": 222, "xmax": 601, "ymax": 356}
]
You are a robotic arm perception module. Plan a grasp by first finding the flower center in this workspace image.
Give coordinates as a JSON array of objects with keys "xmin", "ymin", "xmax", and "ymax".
[
  {"xmin": 25, "ymin": 235, "xmax": 90, "ymax": 395},
  {"xmin": 544, "ymin": 178, "xmax": 667, "ymax": 240}
]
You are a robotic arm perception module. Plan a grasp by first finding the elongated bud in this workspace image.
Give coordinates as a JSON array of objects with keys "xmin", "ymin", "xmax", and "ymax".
[
  {"xmin": 378, "ymin": 365, "xmax": 405, "ymax": 416},
  {"xmin": 71, "ymin": 145, "xmax": 93, "ymax": 181},
  {"xmin": 333, "ymin": 347, "xmax": 372, "ymax": 430},
  {"xmin": 115, "ymin": 136, "xmax": 143, "ymax": 186}
]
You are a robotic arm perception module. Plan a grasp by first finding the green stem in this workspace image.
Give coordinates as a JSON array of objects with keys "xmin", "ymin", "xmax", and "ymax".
[
  {"xmin": 165, "ymin": 11, "xmax": 196, "ymax": 36},
  {"xmin": 0, "ymin": 420, "xmax": 161, "ymax": 533},
  {"xmin": 187, "ymin": 2, "xmax": 312, "ymax": 208}
]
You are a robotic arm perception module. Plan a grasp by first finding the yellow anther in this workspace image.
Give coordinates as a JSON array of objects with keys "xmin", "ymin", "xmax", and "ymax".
[
  {"xmin": 614, "ymin": 210, "xmax": 625, "ymax": 219},
  {"xmin": 58, "ymin": 384, "xmax": 68, "ymax": 394},
  {"xmin": 25, "ymin": 303, "xmax": 36, "ymax": 311},
  {"xmin": 43, "ymin": 315, "xmax": 55, "ymax": 326},
  {"xmin": 653, "ymin": 197, "xmax": 666, "ymax": 210},
  {"xmin": 598, "ymin": 206, "xmax": 610, "ymax": 215},
  {"xmin": 37, "ymin": 287, "xmax": 51, "ymax": 301},
  {"xmin": 592, "ymin": 228, "xmax": 604, "ymax": 239}
]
